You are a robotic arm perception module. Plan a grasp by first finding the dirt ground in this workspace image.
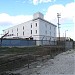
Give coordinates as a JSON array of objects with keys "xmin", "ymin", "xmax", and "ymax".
[{"xmin": 10, "ymin": 49, "xmax": 75, "ymax": 75}]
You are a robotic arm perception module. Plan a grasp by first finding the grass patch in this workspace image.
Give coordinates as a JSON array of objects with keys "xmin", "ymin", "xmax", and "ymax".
[
  {"xmin": 0, "ymin": 47, "xmax": 40, "ymax": 54},
  {"xmin": 0, "ymin": 46, "xmax": 64, "ymax": 72}
]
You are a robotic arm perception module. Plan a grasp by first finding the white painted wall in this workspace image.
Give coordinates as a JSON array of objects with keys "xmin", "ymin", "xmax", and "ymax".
[{"xmin": 38, "ymin": 19, "xmax": 56, "ymax": 41}]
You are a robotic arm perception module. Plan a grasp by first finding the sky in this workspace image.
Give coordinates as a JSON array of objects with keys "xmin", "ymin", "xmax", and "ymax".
[{"xmin": 0, "ymin": 0, "xmax": 75, "ymax": 40}]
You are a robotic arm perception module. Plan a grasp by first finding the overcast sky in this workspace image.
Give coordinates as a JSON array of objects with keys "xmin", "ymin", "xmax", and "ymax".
[{"xmin": 0, "ymin": 0, "xmax": 75, "ymax": 40}]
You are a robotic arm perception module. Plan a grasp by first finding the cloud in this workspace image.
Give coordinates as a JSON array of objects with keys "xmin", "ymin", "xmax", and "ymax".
[
  {"xmin": 45, "ymin": 4, "xmax": 64, "ymax": 22},
  {"xmin": 32, "ymin": 0, "xmax": 55, "ymax": 5},
  {"xmin": 44, "ymin": 2, "xmax": 75, "ymax": 40},
  {"xmin": 0, "ymin": 13, "xmax": 32, "ymax": 37},
  {"xmin": 45, "ymin": 2, "xmax": 75, "ymax": 24},
  {"xmin": 0, "ymin": 13, "xmax": 32, "ymax": 26},
  {"xmin": 32, "ymin": 0, "xmax": 37, "ymax": 5}
]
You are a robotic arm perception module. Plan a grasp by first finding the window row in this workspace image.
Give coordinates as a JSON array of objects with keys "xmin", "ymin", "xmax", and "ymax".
[
  {"xmin": 16, "ymin": 30, "xmax": 37, "ymax": 36},
  {"xmin": 31, "ymin": 30, "xmax": 37, "ymax": 34},
  {"xmin": 31, "ymin": 23, "xmax": 37, "ymax": 28},
  {"xmin": 45, "ymin": 31, "xmax": 55, "ymax": 36},
  {"xmin": 45, "ymin": 24, "xmax": 56, "ymax": 30},
  {"xmin": 12, "ymin": 23, "xmax": 38, "ymax": 33}
]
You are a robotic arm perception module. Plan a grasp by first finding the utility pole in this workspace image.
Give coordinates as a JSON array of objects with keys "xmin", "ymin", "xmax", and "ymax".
[{"xmin": 57, "ymin": 13, "xmax": 61, "ymax": 41}]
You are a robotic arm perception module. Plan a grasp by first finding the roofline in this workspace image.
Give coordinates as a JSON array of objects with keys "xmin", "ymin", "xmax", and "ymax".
[
  {"xmin": 32, "ymin": 18, "xmax": 57, "ymax": 27},
  {"xmin": 3, "ymin": 17, "xmax": 56, "ymax": 31},
  {"xmin": 3, "ymin": 20, "xmax": 32, "ymax": 31}
]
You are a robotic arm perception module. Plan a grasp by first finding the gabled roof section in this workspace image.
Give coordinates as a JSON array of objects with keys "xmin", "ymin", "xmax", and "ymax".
[{"xmin": 32, "ymin": 17, "xmax": 57, "ymax": 27}]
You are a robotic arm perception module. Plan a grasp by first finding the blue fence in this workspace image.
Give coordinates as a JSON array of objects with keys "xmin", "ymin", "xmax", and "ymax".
[
  {"xmin": 0, "ymin": 39, "xmax": 74, "ymax": 50},
  {"xmin": 0, "ymin": 39, "xmax": 57, "ymax": 47},
  {"xmin": 0, "ymin": 39, "xmax": 36, "ymax": 47}
]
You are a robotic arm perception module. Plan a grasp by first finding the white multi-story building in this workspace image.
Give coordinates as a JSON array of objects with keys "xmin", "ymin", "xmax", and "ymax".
[{"xmin": 3, "ymin": 12, "xmax": 56, "ymax": 41}]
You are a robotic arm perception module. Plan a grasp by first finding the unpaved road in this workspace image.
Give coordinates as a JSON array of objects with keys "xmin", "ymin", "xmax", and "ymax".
[{"xmin": 12, "ymin": 49, "xmax": 75, "ymax": 75}]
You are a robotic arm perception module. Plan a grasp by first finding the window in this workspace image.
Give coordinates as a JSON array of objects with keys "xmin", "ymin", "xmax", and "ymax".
[
  {"xmin": 50, "ymin": 26, "xmax": 51, "ymax": 30},
  {"xmin": 45, "ymin": 31, "xmax": 47, "ymax": 34},
  {"xmin": 12, "ymin": 29, "xmax": 13, "ymax": 32},
  {"xmin": 54, "ymin": 33, "xmax": 55, "ymax": 36},
  {"xmin": 54, "ymin": 27, "xmax": 55, "ymax": 30},
  {"xmin": 50, "ymin": 32, "xmax": 51, "ymax": 36},
  {"xmin": 17, "ymin": 33, "xmax": 18, "ymax": 36},
  {"xmin": 23, "ymin": 31, "xmax": 24, "ymax": 36},
  {"xmin": 23, "ymin": 26, "xmax": 24, "ymax": 30},
  {"xmin": 17, "ymin": 28, "xmax": 18, "ymax": 31},
  {"xmin": 36, "ymin": 23, "xmax": 37, "ymax": 27},
  {"xmin": 45, "ymin": 24, "xmax": 47, "ymax": 28},
  {"xmin": 31, "ymin": 30, "xmax": 32, "ymax": 34},
  {"xmin": 31, "ymin": 25, "xmax": 32, "ymax": 28},
  {"xmin": 36, "ymin": 30, "xmax": 37, "ymax": 34}
]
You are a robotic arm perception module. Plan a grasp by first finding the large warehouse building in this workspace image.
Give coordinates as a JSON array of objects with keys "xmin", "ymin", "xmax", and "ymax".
[{"xmin": 3, "ymin": 12, "xmax": 57, "ymax": 41}]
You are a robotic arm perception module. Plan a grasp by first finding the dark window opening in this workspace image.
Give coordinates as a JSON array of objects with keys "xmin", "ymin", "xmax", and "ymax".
[
  {"xmin": 36, "ymin": 23, "xmax": 37, "ymax": 27},
  {"xmin": 31, "ymin": 24, "xmax": 32, "ymax": 28},
  {"xmin": 31, "ymin": 30, "xmax": 32, "ymax": 34},
  {"xmin": 23, "ymin": 26, "xmax": 24, "ymax": 30},
  {"xmin": 17, "ymin": 33, "xmax": 18, "ymax": 36},
  {"xmin": 12, "ymin": 29, "xmax": 13, "ymax": 32},
  {"xmin": 36, "ymin": 30, "xmax": 37, "ymax": 34},
  {"xmin": 45, "ymin": 24, "xmax": 47, "ymax": 28},
  {"xmin": 17, "ymin": 28, "xmax": 18, "ymax": 31},
  {"xmin": 23, "ymin": 31, "xmax": 24, "ymax": 36},
  {"xmin": 45, "ymin": 31, "xmax": 47, "ymax": 34},
  {"xmin": 50, "ymin": 26, "xmax": 51, "ymax": 30},
  {"xmin": 50, "ymin": 32, "xmax": 51, "ymax": 36}
]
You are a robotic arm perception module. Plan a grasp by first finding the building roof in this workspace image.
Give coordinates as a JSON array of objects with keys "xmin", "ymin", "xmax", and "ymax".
[
  {"xmin": 3, "ymin": 12, "xmax": 56, "ymax": 31},
  {"xmin": 32, "ymin": 17, "xmax": 57, "ymax": 27}
]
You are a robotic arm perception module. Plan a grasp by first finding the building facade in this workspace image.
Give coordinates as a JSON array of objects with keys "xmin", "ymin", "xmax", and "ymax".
[{"xmin": 3, "ymin": 12, "xmax": 57, "ymax": 41}]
